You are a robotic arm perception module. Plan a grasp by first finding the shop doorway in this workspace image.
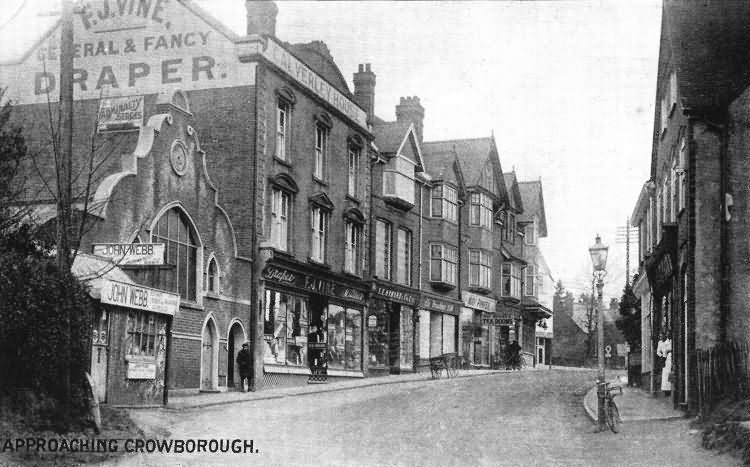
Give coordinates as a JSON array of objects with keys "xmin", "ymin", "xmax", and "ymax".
[
  {"xmin": 201, "ymin": 318, "xmax": 218, "ymax": 391},
  {"xmin": 227, "ymin": 322, "xmax": 245, "ymax": 389},
  {"xmin": 90, "ymin": 309, "xmax": 109, "ymax": 403},
  {"xmin": 389, "ymin": 303, "xmax": 401, "ymax": 374}
]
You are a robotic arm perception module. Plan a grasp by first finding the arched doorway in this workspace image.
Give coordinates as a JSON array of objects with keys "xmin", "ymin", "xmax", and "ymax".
[
  {"xmin": 227, "ymin": 322, "xmax": 246, "ymax": 389},
  {"xmin": 201, "ymin": 318, "xmax": 218, "ymax": 391}
]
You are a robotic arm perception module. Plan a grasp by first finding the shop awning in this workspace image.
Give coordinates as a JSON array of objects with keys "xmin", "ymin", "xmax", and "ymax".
[
  {"xmin": 644, "ymin": 223, "xmax": 677, "ymax": 293},
  {"xmin": 72, "ymin": 253, "xmax": 135, "ymax": 300}
]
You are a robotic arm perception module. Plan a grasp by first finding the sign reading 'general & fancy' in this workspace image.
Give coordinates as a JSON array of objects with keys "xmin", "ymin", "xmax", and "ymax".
[{"xmin": 0, "ymin": 0, "xmax": 256, "ymax": 105}]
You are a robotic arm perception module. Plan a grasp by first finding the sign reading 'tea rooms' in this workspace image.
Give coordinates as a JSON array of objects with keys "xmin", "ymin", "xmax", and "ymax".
[{"xmin": 0, "ymin": 0, "xmax": 256, "ymax": 104}]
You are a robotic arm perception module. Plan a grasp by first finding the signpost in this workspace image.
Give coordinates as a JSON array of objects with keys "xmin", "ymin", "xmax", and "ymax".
[
  {"xmin": 100, "ymin": 278, "xmax": 179, "ymax": 316},
  {"xmin": 93, "ymin": 243, "xmax": 165, "ymax": 266}
]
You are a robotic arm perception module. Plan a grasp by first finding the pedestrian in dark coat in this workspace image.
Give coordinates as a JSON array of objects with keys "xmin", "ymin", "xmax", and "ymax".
[{"xmin": 236, "ymin": 342, "xmax": 253, "ymax": 392}]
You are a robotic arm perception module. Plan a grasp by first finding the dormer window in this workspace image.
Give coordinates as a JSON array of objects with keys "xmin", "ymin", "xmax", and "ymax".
[{"xmin": 525, "ymin": 221, "xmax": 537, "ymax": 245}]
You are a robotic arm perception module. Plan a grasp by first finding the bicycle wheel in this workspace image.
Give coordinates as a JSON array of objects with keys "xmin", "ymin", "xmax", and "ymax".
[{"xmin": 606, "ymin": 399, "xmax": 621, "ymax": 433}]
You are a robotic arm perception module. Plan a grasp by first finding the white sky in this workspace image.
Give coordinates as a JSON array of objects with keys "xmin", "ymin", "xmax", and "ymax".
[{"xmin": 0, "ymin": 0, "xmax": 662, "ymax": 301}]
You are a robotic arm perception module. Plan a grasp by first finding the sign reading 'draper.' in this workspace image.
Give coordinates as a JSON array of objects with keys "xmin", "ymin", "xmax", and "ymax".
[
  {"xmin": 97, "ymin": 95, "xmax": 144, "ymax": 132},
  {"xmin": 93, "ymin": 242, "xmax": 164, "ymax": 265},
  {"xmin": 0, "ymin": 0, "xmax": 256, "ymax": 105},
  {"xmin": 100, "ymin": 278, "xmax": 179, "ymax": 315}
]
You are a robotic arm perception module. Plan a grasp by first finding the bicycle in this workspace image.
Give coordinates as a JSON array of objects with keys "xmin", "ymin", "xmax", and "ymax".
[{"xmin": 598, "ymin": 381, "xmax": 623, "ymax": 433}]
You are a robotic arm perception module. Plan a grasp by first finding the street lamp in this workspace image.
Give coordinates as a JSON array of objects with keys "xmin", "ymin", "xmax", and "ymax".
[{"xmin": 589, "ymin": 234, "xmax": 609, "ymax": 431}]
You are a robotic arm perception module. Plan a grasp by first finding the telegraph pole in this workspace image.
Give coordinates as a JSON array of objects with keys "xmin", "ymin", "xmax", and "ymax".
[
  {"xmin": 616, "ymin": 219, "xmax": 639, "ymax": 287},
  {"xmin": 57, "ymin": 0, "xmax": 74, "ymax": 271}
]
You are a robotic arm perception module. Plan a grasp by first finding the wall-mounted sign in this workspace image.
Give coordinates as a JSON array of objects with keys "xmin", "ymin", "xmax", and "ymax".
[
  {"xmin": 92, "ymin": 243, "xmax": 164, "ymax": 266},
  {"xmin": 0, "ymin": 0, "xmax": 257, "ymax": 105},
  {"xmin": 127, "ymin": 360, "xmax": 156, "ymax": 379},
  {"xmin": 419, "ymin": 295, "xmax": 460, "ymax": 316},
  {"xmin": 261, "ymin": 38, "xmax": 368, "ymax": 129},
  {"xmin": 374, "ymin": 285, "xmax": 419, "ymax": 306},
  {"xmin": 462, "ymin": 291, "xmax": 496, "ymax": 313},
  {"xmin": 100, "ymin": 278, "xmax": 179, "ymax": 315},
  {"xmin": 482, "ymin": 317, "xmax": 514, "ymax": 326},
  {"xmin": 368, "ymin": 315, "xmax": 377, "ymax": 327},
  {"xmin": 262, "ymin": 265, "xmax": 366, "ymax": 303},
  {"xmin": 97, "ymin": 95, "xmax": 144, "ymax": 132}
]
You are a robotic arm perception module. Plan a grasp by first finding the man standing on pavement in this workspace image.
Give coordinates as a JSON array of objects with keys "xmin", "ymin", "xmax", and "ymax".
[{"xmin": 236, "ymin": 342, "xmax": 253, "ymax": 392}]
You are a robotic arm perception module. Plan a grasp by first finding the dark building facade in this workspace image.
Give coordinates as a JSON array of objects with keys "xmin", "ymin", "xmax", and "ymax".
[{"xmin": 630, "ymin": 0, "xmax": 750, "ymax": 413}]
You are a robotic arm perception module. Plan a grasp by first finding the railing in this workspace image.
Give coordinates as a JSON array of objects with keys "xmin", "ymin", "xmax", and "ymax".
[{"xmin": 696, "ymin": 343, "xmax": 750, "ymax": 416}]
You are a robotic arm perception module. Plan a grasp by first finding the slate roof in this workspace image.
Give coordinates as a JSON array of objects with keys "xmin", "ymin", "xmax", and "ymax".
[
  {"xmin": 423, "ymin": 138, "xmax": 493, "ymax": 187},
  {"xmin": 518, "ymin": 180, "xmax": 548, "ymax": 237},
  {"xmin": 372, "ymin": 121, "xmax": 412, "ymax": 155},
  {"xmin": 503, "ymin": 172, "xmax": 524, "ymax": 213}
]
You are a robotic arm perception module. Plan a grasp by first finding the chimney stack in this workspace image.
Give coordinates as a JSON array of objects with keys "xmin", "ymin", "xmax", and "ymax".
[
  {"xmin": 246, "ymin": 0, "xmax": 278, "ymax": 37},
  {"xmin": 396, "ymin": 96, "xmax": 425, "ymax": 143},
  {"xmin": 353, "ymin": 63, "xmax": 376, "ymax": 122}
]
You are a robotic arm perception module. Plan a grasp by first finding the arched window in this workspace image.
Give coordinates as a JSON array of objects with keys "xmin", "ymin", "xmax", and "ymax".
[
  {"xmin": 152, "ymin": 207, "xmax": 199, "ymax": 301},
  {"xmin": 207, "ymin": 257, "xmax": 219, "ymax": 294}
]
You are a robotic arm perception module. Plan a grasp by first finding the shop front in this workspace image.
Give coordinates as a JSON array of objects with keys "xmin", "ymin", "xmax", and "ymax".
[
  {"xmin": 460, "ymin": 291, "xmax": 497, "ymax": 367},
  {"xmin": 261, "ymin": 264, "xmax": 368, "ymax": 388},
  {"xmin": 367, "ymin": 282, "xmax": 420, "ymax": 375},
  {"xmin": 417, "ymin": 294, "xmax": 461, "ymax": 364},
  {"xmin": 482, "ymin": 309, "xmax": 522, "ymax": 368}
]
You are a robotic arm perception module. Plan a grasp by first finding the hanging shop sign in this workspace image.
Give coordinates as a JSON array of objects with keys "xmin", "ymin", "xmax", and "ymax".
[
  {"xmin": 0, "ymin": 0, "xmax": 257, "ymax": 105},
  {"xmin": 100, "ymin": 278, "xmax": 179, "ymax": 315},
  {"xmin": 462, "ymin": 291, "xmax": 496, "ymax": 313},
  {"xmin": 419, "ymin": 295, "xmax": 460, "ymax": 316},
  {"xmin": 97, "ymin": 95, "xmax": 144, "ymax": 132},
  {"xmin": 262, "ymin": 265, "xmax": 366, "ymax": 303},
  {"xmin": 374, "ymin": 284, "xmax": 419, "ymax": 306},
  {"xmin": 92, "ymin": 242, "xmax": 164, "ymax": 265},
  {"xmin": 126, "ymin": 360, "xmax": 157, "ymax": 379}
]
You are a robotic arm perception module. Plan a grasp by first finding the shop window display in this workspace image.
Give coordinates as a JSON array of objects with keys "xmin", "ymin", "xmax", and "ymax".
[
  {"xmin": 368, "ymin": 310, "xmax": 389, "ymax": 368},
  {"xmin": 263, "ymin": 290, "xmax": 308, "ymax": 366},
  {"xmin": 327, "ymin": 304, "xmax": 362, "ymax": 371}
]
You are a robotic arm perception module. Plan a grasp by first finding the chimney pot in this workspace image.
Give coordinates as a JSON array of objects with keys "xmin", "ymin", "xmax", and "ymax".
[
  {"xmin": 353, "ymin": 63, "xmax": 376, "ymax": 122},
  {"xmin": 246, "ymin": 0, "xmax": 278, "ymax": 37}
]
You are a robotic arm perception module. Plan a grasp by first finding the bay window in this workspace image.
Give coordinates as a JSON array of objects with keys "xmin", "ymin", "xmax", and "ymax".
[
  {"xmin": 502, "ymin": 263, "xmax": 522, "ymax": 298},
  {"xmin": 470, "ymin": 192, "xmax": 493, "ymax": 229},
  {"xmin": 383, "ymin": 155, "xmax": 416, "ymax": 208},
  {"xmin": 469, "ymin": 249, "xmax": 491, "ymax": 289},
  {"xmin": 525, "ymin": 265, "xmax": 537, "ymax": 296},
  {"xmin": 430, "ymin": 243, "xmax": 457, "ymax": 285},
  {"xmin": 431, "ymin": 184, "xmax": 458, "ymax": 222}
]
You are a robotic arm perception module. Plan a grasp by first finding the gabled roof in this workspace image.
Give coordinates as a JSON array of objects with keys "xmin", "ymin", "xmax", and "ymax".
[
  {"xmin": 286, "ymin": 41, "xmax": 353, "ymax": 99},
  {"xmin": 502, "ymin": 172, "xmax": 524, "ymax": 214},
  {"xmin": 518, "ymin": 180, "xmax": 547, "ymax": 237},
  {"xmin": 422, "ymin": 137, "xmax": 507, "ymax": 201},
  {"xmin": 373, "ymin": 121, "xmax": 424, "ymax": 171}
]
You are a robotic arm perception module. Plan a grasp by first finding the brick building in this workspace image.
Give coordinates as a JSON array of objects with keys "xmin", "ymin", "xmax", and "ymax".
[
  {"xmin": 1, "ymin": 0, "xmax": 555, "ymax": 401},
  {"xmin": 630, "ymin": 0, "xmax": 750, "ymax": 413}
]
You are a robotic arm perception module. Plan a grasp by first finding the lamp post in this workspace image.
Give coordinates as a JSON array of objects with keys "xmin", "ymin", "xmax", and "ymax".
[{"xmin": 589, "ymin": 234, "xmax": 609, "ymax": 432}]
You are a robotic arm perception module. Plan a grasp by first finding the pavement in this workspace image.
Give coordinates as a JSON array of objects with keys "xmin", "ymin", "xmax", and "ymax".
[
  {"xmin": 583, "ymin": 373, "xmax": 685, "ymax": 423},
  {"xmin": 163, "ymin": 367, "xmax": 528, "ymax": 411}
]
